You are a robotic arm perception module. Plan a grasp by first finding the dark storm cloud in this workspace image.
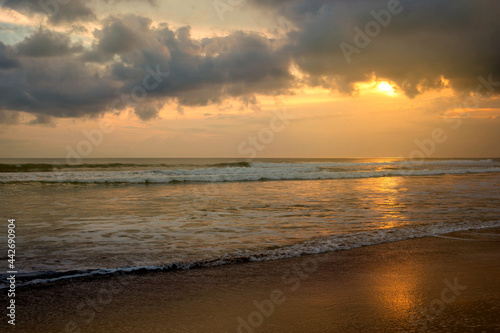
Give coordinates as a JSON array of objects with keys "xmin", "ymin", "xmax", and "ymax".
[
  {"xmin": 0, "ymin": 15, "xmax": 293, "ymax": 120},
  {"xmin": 27, "ymin": 113, "xmax": 55, "ymax": 125},
  {"xmin": 252, "ymin": 0, "xmax": 500, "ymax": 97},
  {"xmin": 135, "ymin": 103, "xmax": 163, "ymax": 121},
  {"xmin": 17, "ymin": 29, "xmax": 83, "ymax": 57},
  {"xmin": 0, "ymin": 42, "xmax": 20, "ymax": 68},
  {"xmin": 98, "ymin": 18, "xmax": 294, "ymax": 118},
  {"xmin": 1, "ymin": 0, "xmax": 499, "ymax": 123},
  {"xmin": 1, "ymin": 0, "xmax": 96, "ymax": 24},
  {"xmin": 0, "ymin": 55, "xmax": 118, "ymax": 118},
  {"xmin": 1, "ymin": 0, "xmax": 157, "ymax": 25},
  {"xmin": 82, "ymin": 15, "xmax": 153, "ymax": 62},
  {"xmin": 0, "ymin": 110, "xmax": 21, "ymax": 124}
]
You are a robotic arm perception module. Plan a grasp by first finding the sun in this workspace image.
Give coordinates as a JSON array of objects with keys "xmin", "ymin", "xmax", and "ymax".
[{"xmin": 377, "ymin": 81, "xmax": 396, "ymax": 95}]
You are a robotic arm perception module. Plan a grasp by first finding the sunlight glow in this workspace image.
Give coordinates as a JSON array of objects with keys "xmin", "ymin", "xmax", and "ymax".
[{"xmin": 377, "ymin": 82, "xmax": 396, "ymax": 95}]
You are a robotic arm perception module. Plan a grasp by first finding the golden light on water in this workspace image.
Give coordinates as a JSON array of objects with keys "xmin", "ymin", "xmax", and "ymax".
[
  {"xmin": 373, "ymin": 267, "xmax": 420, "ymax": 321},
  {"xmin": 375, "ymin": 176, "xmax": 406, "ymax": 229},
  {"xmin": 352, "ymin": 174, "xmax": 408, "ymax": 230}
]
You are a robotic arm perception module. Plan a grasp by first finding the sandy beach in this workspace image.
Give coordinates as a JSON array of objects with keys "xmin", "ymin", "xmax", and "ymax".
[
  {"xmin": 2, "ymin": 0, "xmax": 500, "ymax": 331},
  {"xmin": 5, "ymin": 227, "xmax": 499, "ymax": 333}
]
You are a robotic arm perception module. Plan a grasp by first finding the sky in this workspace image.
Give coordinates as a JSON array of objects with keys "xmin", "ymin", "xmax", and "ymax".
[{"xmin": 0, "ymin": 0, "xmax": 499, "ymax": 158}]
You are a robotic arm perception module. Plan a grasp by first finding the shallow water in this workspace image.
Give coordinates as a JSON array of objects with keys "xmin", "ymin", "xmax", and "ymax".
[{"xmin": 1, "ymin": 158, "xmax": 499, "ymax": 287}]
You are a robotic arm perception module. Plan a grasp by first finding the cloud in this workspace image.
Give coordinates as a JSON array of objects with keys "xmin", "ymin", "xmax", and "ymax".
[
  {"xmin": 0, "ymin": 110, "xmax": 21, "ymax": 124},
  {"xmin": 135, "ymin": 101, "xmax": 164, "ymax": 121},
  {"xmin": 27, "ymin": 113, "xmax": 55, "ymax": 126},
  {"xmin": 0, "ymin": 54, "xmax": 118, "ymax": 118},
  {"xmin": 1, "ymin": 0, "xmax": 157, "ymax": 26},
  {"xmin": 0, "ymin": 42, "xmax": 20, "ymax": 68},
  {"xmin": 1, "ymin": 0, "xmax": 500, "ymax": 124},
  {"xmin": 251, "ymin": 0, "xmax": 500, "ymax": 97},
  {"xmin": 82, "ymin": 15, "xmax": 153, "ymax": 62},
  {"xmin": 17, "ymin": 29, "xmax": 83, "ymax": 57},
  {"xmin": 1, "ymin": 0, "xmax": 96, "ymax": 25},
  {"xmin": 1, "ymin": 14, "xmax": 293, "ymax": 121}
]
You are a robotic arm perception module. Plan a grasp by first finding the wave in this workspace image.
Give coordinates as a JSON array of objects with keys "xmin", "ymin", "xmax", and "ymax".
[
  {"xmin": 1, "ymin": 166, "xmax": 499, "ymax": 184},
  {"xmin": 0, "ymin": 163, "xmax": 141, "ymax": 173},
  {"xmin": 0, "ymin": 159, "xmax": 495, "ymax": 173},
  {"xmin": 243, "ymin": 159, "xmax": 495, "ymax": 170},
  {"xmin": 0, "ymin": 161, "xmax": 254, "ymax": 173},
  {"xmin": 1, "ymin": 159, "xmax": 498, "ymax": 183},
  {"xmin": 208, "ymin": 161, "xmax": 251, "ymax": 168},
  {"xmin": 2, "ymin": 220, "xmax": 499, "ymax": 289}
]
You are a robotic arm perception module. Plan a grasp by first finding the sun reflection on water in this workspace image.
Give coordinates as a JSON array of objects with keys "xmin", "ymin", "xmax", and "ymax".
[{"xmin": 354, "ymin": 176, "xmax": 409, "ymax": 230}]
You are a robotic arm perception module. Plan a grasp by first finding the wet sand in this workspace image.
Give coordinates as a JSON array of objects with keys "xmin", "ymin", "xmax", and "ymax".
[{"xmin": 4, "ymin": 228, "xmax": 500, "ymax": 332}]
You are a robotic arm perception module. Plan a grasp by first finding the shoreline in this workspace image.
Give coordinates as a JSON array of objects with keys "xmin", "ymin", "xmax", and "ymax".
[
  {"xmin": 4, "ymin": 227, "xmax": 500, "ymax": 332},
  {"xmin": 5, "ymin": 221, "xmax": 500, "ymax": 291}
]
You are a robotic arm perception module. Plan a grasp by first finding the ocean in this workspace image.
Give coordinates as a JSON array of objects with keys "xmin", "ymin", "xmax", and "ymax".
[{"xmin": 1, "ymin": 158, "xmax": 499, "ymax": 289}]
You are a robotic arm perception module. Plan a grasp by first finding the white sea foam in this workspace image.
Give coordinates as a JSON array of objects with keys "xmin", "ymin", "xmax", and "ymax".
[
  {"xmin": 1, "ymin": 158, "xmax": 498, "ymax": 290},
  {"xmin": 0, "ymin": 160, "xmax": 499, "ymax": 183},
  {"xmin": 2, "ymin": 218, "xmax": 499, "ymax": 290}
]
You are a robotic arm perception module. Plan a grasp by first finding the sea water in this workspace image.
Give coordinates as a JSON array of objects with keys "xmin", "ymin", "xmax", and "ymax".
[{"xmin": 1, "ymin": 158, "xmax": 499, "ymax": 288}]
